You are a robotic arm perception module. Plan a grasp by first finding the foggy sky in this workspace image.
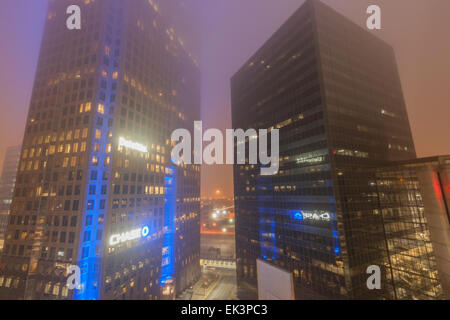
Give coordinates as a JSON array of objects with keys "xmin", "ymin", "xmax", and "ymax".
[{"xmin": 0, "ymin": 0, "xmax": 449, "ymax": 198}]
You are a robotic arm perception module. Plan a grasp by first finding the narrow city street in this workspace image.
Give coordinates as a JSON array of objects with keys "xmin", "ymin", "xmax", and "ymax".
[
  {"xmin": 205, "ymin": 270, "xmax": 237, "ymax": 300},
  {"xmin": 177, "ymin": 267, "xmax": 237, "ymax": 300}
]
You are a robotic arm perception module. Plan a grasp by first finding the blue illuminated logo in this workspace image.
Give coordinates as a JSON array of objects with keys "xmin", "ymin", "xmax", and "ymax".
[
  {"xmin": 141, "ymin": 226, "xmax": 150, "ymax": 237},
  {"xmin": 293, "ymin": 210, "xmax": 331, "ymax": 222},
  {"xmin": 294, "ymin": 211, "xmax": 304, "ymax": 220}
]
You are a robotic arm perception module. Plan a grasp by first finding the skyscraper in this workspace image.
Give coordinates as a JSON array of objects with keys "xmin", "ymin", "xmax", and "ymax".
[
  {"xmin": 0, "ymin": 0, "xmax": 200, "ymax": 300},
  {"xmin": 231, "ymin": 0, "xmax": 445, "ymax": 299},
  {"xmin": 0, "ymin": 146, "xmax": 21, "ymax": 251}
]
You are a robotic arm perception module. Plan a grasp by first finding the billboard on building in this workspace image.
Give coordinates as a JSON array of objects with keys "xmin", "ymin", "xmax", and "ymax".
[{"xmin": 257, "ymin": 259, "xmax": 295, "ymax": 300}]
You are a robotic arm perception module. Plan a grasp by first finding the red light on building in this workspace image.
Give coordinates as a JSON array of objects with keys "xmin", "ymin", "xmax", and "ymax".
[{"xmin": 432, "ymin": 175, "xmax": 443, "ymax": 202}]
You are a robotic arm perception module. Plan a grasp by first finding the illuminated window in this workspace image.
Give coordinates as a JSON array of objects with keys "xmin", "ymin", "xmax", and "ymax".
[
  {"xmin": 62, "ymin": 158, "xmax": 69, "ymax": 168},
  {"xmin": 61, "ymin": 286, "xmax": 68, "ymax": 297},
  {"xmin": 44, "ymin": 282, "xmax": 51, "ymax": 294},
  {"xmin": 98, "ymin": 104, "xmax": 105, "ymax": 114},
  {"xmin": 82, "ymin": 128, "xmax": 89, "ymax": 138},
  {"xmin": 53, "ymin": 283, "xmax": 60, "ymax": 296}
]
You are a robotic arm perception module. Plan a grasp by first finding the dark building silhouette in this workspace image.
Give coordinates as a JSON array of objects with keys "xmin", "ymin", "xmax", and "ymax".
[
  {"xmin": 0, "ymin": 0, "xmax": 200, "ymax": 300},
  {"xmin": 231, "ymin": 0, "xmax": 446, "ymax": 299},
  {"xmin": 0, "ymin": 146, "xmax": 21, "ymax": 251}
]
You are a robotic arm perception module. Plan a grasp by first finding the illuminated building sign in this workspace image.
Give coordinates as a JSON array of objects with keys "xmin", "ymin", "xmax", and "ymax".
[
  {"xmin": 296, "ymin": 156, "xmax": 324, "ymax": 164},
  {"xmin": 109, "ymin": 226, "xmax": 150, "ymax": 247},
  {"xmin": 293, "ymin": 210, "xmax": 331, "ymax": 222},
  {"xmin": 118, "ymin": 137, "xmax": 148, "ymax": 153}
]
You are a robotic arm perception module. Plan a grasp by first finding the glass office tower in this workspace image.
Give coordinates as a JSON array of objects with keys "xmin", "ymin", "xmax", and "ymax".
[
  {"xmin": 374, "ymin": 156, "xmax": 450, "ymax": 299},
  {"xmin": 0, "ymin": 146, "xmax": 21, "ymax": 251},
  {"xmin": 0, "ymin": 0, "xmax": 200, "ymax": 300},
  {"xmin": 231, "ymin": 0, "xmax": 444, "ymax": 299}
]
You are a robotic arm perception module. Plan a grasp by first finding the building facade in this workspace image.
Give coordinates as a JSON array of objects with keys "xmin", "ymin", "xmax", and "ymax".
[
  {"xmin": 0, "ymin": 0, "xmax": 200, "ymax": 300},
  {"xmin": 231, "ymin": 0, "xmax": 445, "ymax": 299},
  {"xmin": 374, "ymin": 156, "xmax": 450, "ymax": 299},
  {"xmin": 0, "ymin": 146, "xmax": 21, "ymax": 251}
]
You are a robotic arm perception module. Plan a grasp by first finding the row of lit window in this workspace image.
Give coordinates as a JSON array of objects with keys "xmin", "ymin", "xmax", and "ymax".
[{"xmin": 25, "ymin": 128, "xmax": 90, "ymax": 149}]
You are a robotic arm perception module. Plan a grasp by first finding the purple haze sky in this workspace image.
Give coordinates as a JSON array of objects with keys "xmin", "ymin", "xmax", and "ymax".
[{"xmin": 0, "ymin": 0, "xmax": 449, "ymax": 199}]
